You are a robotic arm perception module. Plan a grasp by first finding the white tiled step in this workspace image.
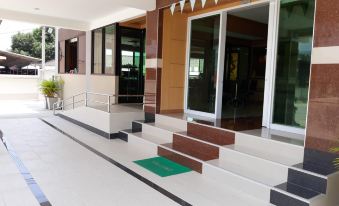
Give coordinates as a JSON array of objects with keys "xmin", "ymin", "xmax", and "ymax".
[
  {"xmin": 235, "ymin": 132, "xmax": 304, "ymax": 164},
  {"xmin": 210, "ymin": 153, "xmax": 286, "ymax": 185},
  {"xmin": 128, "ymin": 131, "xmax": 173, "ymax": 155},
  {"xmin": 128, "ymin": 130, "xmax": 274, "ymax": 202},
  {"xmin": 223, "ymin": 144, "xmax": 298, "ymax": 166},
  {"xmin": 204, "ymin": 160, "xmax": 271, "ymax": 201},
  {"xmin": 155, "ymin": 114, "xmax": 187, "ymax": 131},
  {"xmin": 42, "ymin": 117, "xmax": 269, "ymax": 206},
  {"xmin": 219, "ymin": 145, "xmax": 288, "ymax": 185},
  {"xmin": 127, "ymin": 133, "xmax": 159, "ymax": 155},
  {"xmin": 140, "ymin": 122, "xmax": 182, "ymax": 141},
  {"xmin": 131, "ymin": 132, "xmax": 172, "ymax": 145},
  {"xmin": 128, "ymin": 132, "xmax": 203, "ymax": 164}
]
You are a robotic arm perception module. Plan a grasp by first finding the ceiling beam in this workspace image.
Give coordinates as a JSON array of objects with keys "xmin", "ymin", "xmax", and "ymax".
[
  {"xmin": 0, "ymin": 8, "xmax": 90, "ymax": 31},
  {"xmin": 109, "ymin": 0, "xmax": 156, "ymax": 11},
  {"xmin": 89, "ymin": 8, "xmax": 146, "ymax": 30}
]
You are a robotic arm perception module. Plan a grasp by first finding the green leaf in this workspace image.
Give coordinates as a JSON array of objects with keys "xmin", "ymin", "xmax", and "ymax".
[
  {"xmin": 329, "ymin": 147, "xmax": 339, "ymax": 153},
  {"xmin": 10, "ymin": 26, "xmax": 55, "ymax": 61},
  {"xmin": 40, "ymin": 79, "xmax": 61, "ymax": 98},
  {"xmin": 334, "ymin": 158, "xmax": 339, "ymax": 169}
]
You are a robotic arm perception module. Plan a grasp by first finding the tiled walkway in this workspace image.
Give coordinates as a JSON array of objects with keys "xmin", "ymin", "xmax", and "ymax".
[
  {"xmin": 0, "ymin": 117, "xmax": 269, "ymax": 206},
  {"xmin": 0, "ymin": 100, "xmax": 53, "ymax": 119},
  {"xmin": 0, "ymin": 134, "xmax": 40, "ymax": 206}
]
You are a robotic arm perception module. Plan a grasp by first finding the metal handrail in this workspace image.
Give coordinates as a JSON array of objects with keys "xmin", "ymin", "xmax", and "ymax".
[{"xmin": 53, "ymin": 91, "xmax": 151, "ymax": 114}]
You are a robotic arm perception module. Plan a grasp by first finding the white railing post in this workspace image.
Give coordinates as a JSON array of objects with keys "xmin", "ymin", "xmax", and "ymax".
[
  {"xmin": 107, "ymin": 96, "xmax": 111, "ymax": 113},
  {"xmin": 72, "ymin": 96, "xmax": 75, "ymax": 109},
  {"xmin": 85, "ymin": 92, "xmax": 88, "ymax": 107}
]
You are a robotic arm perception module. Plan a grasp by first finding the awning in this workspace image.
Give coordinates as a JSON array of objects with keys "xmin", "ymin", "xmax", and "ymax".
[{"xmin": 0, "ymin": 50, "xmax": 41, "ymax": 68}]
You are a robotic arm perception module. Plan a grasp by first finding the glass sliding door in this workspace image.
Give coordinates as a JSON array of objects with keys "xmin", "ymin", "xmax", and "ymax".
[
  {"xmin": 221, "ymin": 5, "xmax": 269, "ymax": 130},
  {"xmin": 272, "ymin": 0, "xmax": 315, "ymax": 129},
  {"xmin": 117, "ymin": 26, "xmax": 146, "ymax": 103},
  {"xmin": 187, "ymin": 14, "xmax": 220, "ymax": 115}
]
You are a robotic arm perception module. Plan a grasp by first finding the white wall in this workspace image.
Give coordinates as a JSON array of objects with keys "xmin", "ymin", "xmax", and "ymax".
[
  {"xmin": 59, "ymin": 74, "xmax": 86, "ymax": 99},
  {"xmin": 88, "ymin": 75, "xmax": 118, "ymax": 94},
  {"xmin": 62, "ymin": 106, "xmax": 111, "ymax": 132},
  {"xmin": 0, "ymin": 75, "xmax": 39, "ymax": 100},
  {"xmin": 86, "ymin": 75, "xmax": 119, "ymax": 105},
  {"xmin": 61, "ymin": 105, "xmax": 144, "ymax": 134},
  {"xmin": 59, "ymin": 74, "xmax": 119, "ymax": 107}
]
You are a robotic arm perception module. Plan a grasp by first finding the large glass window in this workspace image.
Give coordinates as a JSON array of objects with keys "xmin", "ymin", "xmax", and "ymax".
[
  {"xmin": 272, "ymin": 0, "xmax": 315, "ymax": 128},
  {"xmin": 92, "ymin": 28, "xmax": 103, "ymax": 74},
  {"xmin": 187, "ymin": 14, "xmax": 220, "ymax": 114},
  {"xmin": 92, "ymin": 25, "xmax": 116, "ymax": 75},
  {"xmin": 105, "ymin": 25, "xmax": 116, "ymax": 75},
  {"xmin": 118, "ymin": 27, "xmax": 145, "ymax": 103}
]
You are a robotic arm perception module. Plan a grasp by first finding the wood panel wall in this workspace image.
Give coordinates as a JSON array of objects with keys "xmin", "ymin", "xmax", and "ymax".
[{"xmin": 160, "ymin": 9, "xmax": 188, "ymax": 113}]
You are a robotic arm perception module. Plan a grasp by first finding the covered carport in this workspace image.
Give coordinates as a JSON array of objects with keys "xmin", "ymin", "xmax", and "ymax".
[{"xmin": 0, "ymin": 50, "xmax": 41, "ymax": 75}]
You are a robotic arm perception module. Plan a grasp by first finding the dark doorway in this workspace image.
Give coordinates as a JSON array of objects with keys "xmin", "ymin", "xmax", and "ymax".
[
  {"xmin": 116, "ymin": 26, "xmax": 145, "ymax": 103},
  {"xmin": 65, "ymin": 38, "xmax": 78, "ymax": 73},
  {"xmin": 221, "ymin": 5, "xmax": 269, "ymax": 130}
]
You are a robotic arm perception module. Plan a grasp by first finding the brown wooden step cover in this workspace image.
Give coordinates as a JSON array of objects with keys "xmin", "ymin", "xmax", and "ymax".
[
  {"xmin": 172, "ymin": 134, "xmax": 219, "ymax": 161},
  {"xmin": 158, "ymin": 146, "xmax": 203, "ymax": 173},
  {"xmin": 187, "ymin": 122, "xmax": 235, "ymax": 146}
]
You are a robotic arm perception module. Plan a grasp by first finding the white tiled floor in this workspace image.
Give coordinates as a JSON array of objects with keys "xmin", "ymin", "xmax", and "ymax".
[
  {"xmin": 0, "ymin": 117, "xmax": 270, "ymax": 206},
  {"xmin": 0, "ymin": 118, "xmax": 177, "ymax": 206},
  {"xmin": 0, "ymin": 139, "xmax": 40, "ymax": 206},
  {"xmin": 0, "ymin": 100, "xmax": 53, "ymax": 119}
]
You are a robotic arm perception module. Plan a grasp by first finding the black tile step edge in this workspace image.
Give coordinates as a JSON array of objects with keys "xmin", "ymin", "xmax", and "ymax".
[
  {"xmin": 56, "ymin": 114, "xmax": 118, "ymax": 139},
  {"xmin": 270, "ymin": 189, "xmax": 310, "ymax": 206},
  {"xmin": 132, "ymin": 121, "xmax": 144, "ymax": 133},
  {"xmin": 288, "ymin": 168, "xmax": 327, "ymax": 194}
]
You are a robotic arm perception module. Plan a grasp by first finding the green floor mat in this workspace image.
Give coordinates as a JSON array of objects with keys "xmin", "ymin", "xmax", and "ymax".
[{"xmin": 134, "ymin": 157, "xmax": 192, "ymax": 177}]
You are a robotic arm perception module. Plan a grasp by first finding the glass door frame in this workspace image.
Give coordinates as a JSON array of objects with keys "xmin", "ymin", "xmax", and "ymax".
[
  {"xmin": 263, "ymin": 0, "xmax": 314, "ymax": 135},
  {"xmin": 184, "ymin": 0, "xmax": 310, "ymax": 135},
  {"xmin": 184, "ymin": 10, "xmax": 226, "ymax": 119},
  {"xmin": 184, "ymin": 0, "xmax": 272, "ymax": 120}
]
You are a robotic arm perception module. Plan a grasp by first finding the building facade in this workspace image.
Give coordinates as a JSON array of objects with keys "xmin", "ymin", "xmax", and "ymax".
[
  {"xmin": 144, "ymin": 0, "xmax": 338, "ymax": 172},
  {"xmin": 56, "ymin": 0, "xmax": 339, "ymax": 205}
]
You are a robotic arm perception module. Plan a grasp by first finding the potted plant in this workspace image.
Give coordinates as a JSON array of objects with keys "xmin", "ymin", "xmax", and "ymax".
[
  {"xmin": 40, "ymin": 79, "xmax": 61, "ymax": 110},
  {"xmin": 330, "ymin": 147, "xmax": 339, "ymax": 169}
]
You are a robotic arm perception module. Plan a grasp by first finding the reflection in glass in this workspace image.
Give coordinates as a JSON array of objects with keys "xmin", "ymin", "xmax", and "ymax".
[
  {"xmin": 118, "ymin": 27, "xmax": 145, "ymax": 103},
  {"xmin": 273, "ymin": 0, "xmax": 315, "ymax": 128},
  {"xmin": 187, "ymin": 14, "xmax": 220, "ymax": 114},
  {"xmin": 93, "ymin": 28, "xmax": 103, "ymax": 74},
  {"xmin": 105, "ymin": 25, "xmax": 116, "ymax": 75},
  {"xmin": 221, "ymin": 5, "xmax": 269, "ymax": 130}
]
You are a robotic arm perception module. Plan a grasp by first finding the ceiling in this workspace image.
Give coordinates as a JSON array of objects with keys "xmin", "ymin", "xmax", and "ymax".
[
  {"xmin": 230, "ymin": 4, "xmax": 270, "ymax": 24},
  {"xmin": 0, "ymin": 0, "xmax": 155, "ymax": 30}
]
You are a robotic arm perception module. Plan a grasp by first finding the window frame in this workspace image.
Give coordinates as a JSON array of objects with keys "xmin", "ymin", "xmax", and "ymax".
[{"xmin": 91, "ymin": 23, "xmax": 117, "ymax": 75}]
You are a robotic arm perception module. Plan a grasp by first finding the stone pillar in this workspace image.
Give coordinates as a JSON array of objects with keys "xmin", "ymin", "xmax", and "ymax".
[
  {"xmin": 144, "ymin": 9, "xmax": 163, "ymax": 114},
  {"xmin": 305, "ymin": 0, "xmax": 339, "ymax": 171}
]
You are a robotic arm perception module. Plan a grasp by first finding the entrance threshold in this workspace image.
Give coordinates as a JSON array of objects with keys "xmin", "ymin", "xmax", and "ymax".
[{"xmin": 161, "ymin": 113, "xmax": 305, "ymax": 147}]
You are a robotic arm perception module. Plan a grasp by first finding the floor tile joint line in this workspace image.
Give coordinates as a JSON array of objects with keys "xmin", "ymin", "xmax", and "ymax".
[
  {"xmin": 0, "ymin": 129, "xmax": 52, "ymax": 206},
  {"xmin": 39, "ymin": 118, "xmax": 192, "ymax": 206}
]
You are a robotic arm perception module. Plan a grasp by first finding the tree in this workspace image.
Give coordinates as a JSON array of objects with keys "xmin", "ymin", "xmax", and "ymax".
[{"xmin": 11, "ymin": 27, "xmax": 55, "ymax": 61}]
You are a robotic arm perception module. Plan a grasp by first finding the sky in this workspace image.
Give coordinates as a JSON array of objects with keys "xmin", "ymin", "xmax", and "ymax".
[{"xmin": 0, "ymin": 20, "xmax": 40, "ymax": 51}]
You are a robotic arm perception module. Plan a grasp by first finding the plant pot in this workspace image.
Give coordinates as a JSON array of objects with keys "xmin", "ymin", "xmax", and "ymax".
[
  {"xmin": 47, "ymin": 97, "xmax": 58, "ymax": 110},
  {"xmin": 44, "ymin": 96, "xmax": 48, "ymax": 109}
]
